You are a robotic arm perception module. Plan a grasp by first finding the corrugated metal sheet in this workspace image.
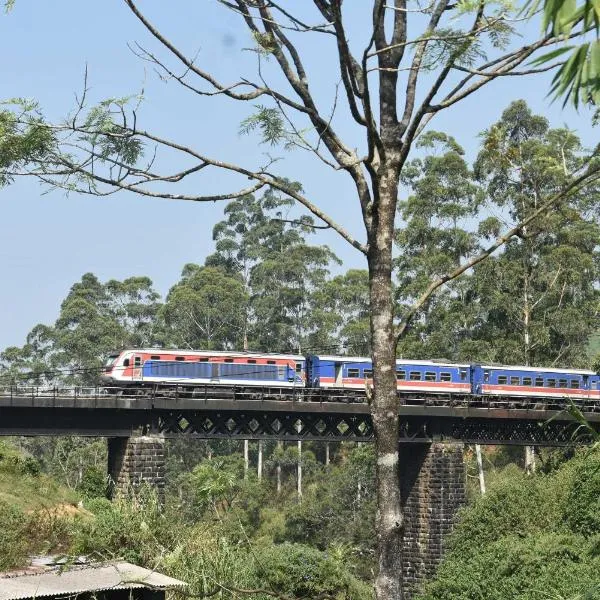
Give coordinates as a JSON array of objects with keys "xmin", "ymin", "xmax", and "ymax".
[{"xmin": 0, "ymin": 561, "xmax": 186, "ymax": 599}]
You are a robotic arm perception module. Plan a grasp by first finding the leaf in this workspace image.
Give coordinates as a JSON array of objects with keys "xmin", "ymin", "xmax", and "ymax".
[{"xmin": 529, "ymin": 45, "xmax": 574, "ymax": 66}]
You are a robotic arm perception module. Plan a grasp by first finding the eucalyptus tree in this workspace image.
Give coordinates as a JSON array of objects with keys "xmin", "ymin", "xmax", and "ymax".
[
  {"xmin": 395, "ymin": 131, "xmax": 486, "ymax": 360},
  {"xmin": 473, "ymin": 100, "xmax": 600, "ymax": 368},
  {"xmin": 4, "ymin": 2, "xmax": 600, "ymax": 597},
  {"xmin": 0, "ymin": 273, "xmax": 162, "ymax": 385},
  {"xmin": 160, "ymin": 264, "xmax": 248, "ymax": 350},
  {"xmin": 207, "ymin": 187, "xmax": 339, "ymax": 353}
]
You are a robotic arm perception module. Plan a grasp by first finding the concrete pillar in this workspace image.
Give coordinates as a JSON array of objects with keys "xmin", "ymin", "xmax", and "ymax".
[
  {"xmin": 399, "ymin": 442, "xmax": 466, "ymax": 599},
  {"xmin": 107, "ymin": 436, "xmax": 166, "ymax": 501}
]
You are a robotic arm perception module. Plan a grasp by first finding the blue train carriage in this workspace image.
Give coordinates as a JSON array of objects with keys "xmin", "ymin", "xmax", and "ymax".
[
  {"xmin": 471, "ymin": 364, "xmax": 598, "ymax": 399},
  {"xmin": 103, "ymin": 349, "xmax": 306, "ymax": 388},
  {"xmin": 305, "ymin": 354, "xmax": 471, "ymax": 393},
  {"xmin": 395, "ymin": 360, "xmax": 472, "ymax": 394}
]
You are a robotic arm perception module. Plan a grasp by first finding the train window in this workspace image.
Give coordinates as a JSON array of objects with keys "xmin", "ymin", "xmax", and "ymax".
[
  {"xmin": 498, "ymin": 375, "xmax": 508, "ymax": 385},
  {"xmin": 348, "ymin": 368, "xmax": 360, "ymax": 378},
  {"xmin": 547, "ymin": 378, "xmax": 556, "ymax": 388},
  {"xmin": 459, "ymin": 369, "xmax": 467, "ymax": 381},
  {"xmin": 295, "ymin": 363, "xmax": 303, "ymax": 373},
  {"xmin": 409, "ymin": 371, "xmax": 421, "ymax": 381},
  {"xmin": 198, "ymin": 357, "xmax": 209, "ymax": 362},
  {"xmin": 535, "ymin": 377, "xmax": 544, "ymax": 387},
  {"xmin": 364, "ymin": 369, "xmax": 373, "ymax": 379},
  {"xmin": 510, "ymin": 376, "xmax": 520, "ymax": 386},
  {"xmin": 175, "ymin": 356, "xmax": 185, "ymax": 361},
  {"xmin": 484, "ymin": 370, "xmax": 490, "ymax": 382},
  {"xmin": 134, "ymin": 357, "xmax": 142, "ymax": 367},
  {"xmin": 396, "ymin": 370, "xmax": 406, "ymax": 381},
  {"xmin": 247, "ymin": 359, "xmax": 257, "ymax": 364},
  {"xmin": 570, "ymin": 380, "xmax": 580, "ymax": 388},
  {"xmin": 523, "ymin": 377, "xmax": 532, "ymax": 386},
  {"xmin": 224, "ymin": 359, "xmax": 234, "ymax": 363},
  {"xmin": 559, "ymin": 379, "xmax": 568, "ymax": 388},
  {"xmin": 267, "ymin": 360, "xmax": 276, "ymax": 365},
  {"xmin": 440, "ymin": 372, "xmax": 451, "ymax": 382},
  {"xmin": 425, "ymin": 371, "xmax": 436, "ymax": 381},
  {"xmin": 123, "ymin": 358, "xmax": 130, "ymax": 367},
  {"xmin": 151, "ymin": 355, "xmax": 161, "ymax": 360}
]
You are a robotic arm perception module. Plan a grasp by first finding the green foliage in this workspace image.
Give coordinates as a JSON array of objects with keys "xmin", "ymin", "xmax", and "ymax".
[
  {"xmin": 0, "ymin": 499, "xmax": 29, "ymax": 569},
  {"xmin": 253, "ymin": 543, "xmax": 373, "ymax": 600},
  {"xmin": 563, "ymin": 451, "xmax": 600, "ymax": 536},
  {"xmin": 526, "ymin": 0, "xmax": 600, "ymax": 106},
  {"xmin": 240, "ymin": 105, "xmax": 288, "ymax": 146},
  {"xmin": 207, "ymin": 186, "xmax": 339, "ymax": 353},
  {"xmin": 0, "ymin": 103, "xmax": 54, "ymax": 187},
  {"xmin": 160, "ymin": 265, "xmax": 248, "ymax": 350},
  {"xmin": 1, "ymin": 274, "xmax": 161, "ymax": 385},
  {"xmin": 419, "ymin": 450, "xmax": 600, "ymax": 599},
  {"xmin": 73, "ymin": 490, "xmax": 175, "ymax": 564}
]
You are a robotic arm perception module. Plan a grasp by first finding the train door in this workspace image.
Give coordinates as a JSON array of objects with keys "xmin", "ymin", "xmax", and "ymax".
[
  {"xmin": 132, "ymin": 353, "xmax": 144, "ymax": 381},
  {"xmin": 335, "ymin": 361, "xmax": 344, "ymax": 387},
  {"xmin": 306, "ymin": 355, "xmax": 319, "ymax": 388},
  {"xmin": 471, "ymin": 365, "xmax": 483, "ymax": 395}
]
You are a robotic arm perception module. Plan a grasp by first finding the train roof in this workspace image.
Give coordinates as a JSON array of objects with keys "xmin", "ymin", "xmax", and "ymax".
[
  {"xmin": 113, "ymin": 349, "xmax": 305, "ymax": 361},
  {"xmin": 480, "ymin": 364, "xmax": 595, "ymax": 375},
  {"xmin": 310, "ymin": 355, "xmax": 471, "ymax": 367}
]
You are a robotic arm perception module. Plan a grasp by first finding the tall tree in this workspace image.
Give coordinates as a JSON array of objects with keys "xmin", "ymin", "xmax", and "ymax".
[
  {"xmin": 4, "ymin": 3, "xmax": 600, "ymax": 598},
  {"xmin": 1, "ymin": 273, "xmax": 162, "ymax": 384},
  {"xmin": 161, "ymin": 264, "xmax": 248, "ymax": 350},
  {"xmin": 208, "ymin": 188, "xmax": 339, "ymax": 353},
  {"xmin": 395, "ymin": 131, "xmax": 485, "ymax": 360},
  {"xmin": 473, "ymin": 100, "xmax": 600, "ymax": 367}
]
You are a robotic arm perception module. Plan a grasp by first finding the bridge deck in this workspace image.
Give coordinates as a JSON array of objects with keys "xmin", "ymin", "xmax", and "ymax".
[{"xmin": 0, "ymin": 385, "xmax": 598, "ymax": 444}]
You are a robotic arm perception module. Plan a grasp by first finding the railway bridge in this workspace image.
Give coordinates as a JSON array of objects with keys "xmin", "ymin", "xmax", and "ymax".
[{"xmin": 1, "ymin": 384, "xmax": 598, "ymax": 599}]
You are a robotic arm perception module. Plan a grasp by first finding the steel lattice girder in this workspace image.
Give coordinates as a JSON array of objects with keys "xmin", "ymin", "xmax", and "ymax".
[
  {"xmin": 156, "ymin": 411, "xmax": 375, "ymax": 441},
  {"xmin": 153, "ymin": 410, "xmax": 598, "ymax": 445}
]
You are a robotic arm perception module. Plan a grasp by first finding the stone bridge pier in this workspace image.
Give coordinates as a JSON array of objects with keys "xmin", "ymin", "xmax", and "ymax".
[
  {"xmin": 400, "ymin": 442, "xmax": 466, "ymax": 599},
  {"xmin": 107, "ymin": 436, "xmax": 166, "ymax": 500}
]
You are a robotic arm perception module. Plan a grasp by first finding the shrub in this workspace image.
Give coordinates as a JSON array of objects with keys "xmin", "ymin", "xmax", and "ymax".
[{"xmin": 0, "ymin": 500, "xmax": 29, "ymax": 569}]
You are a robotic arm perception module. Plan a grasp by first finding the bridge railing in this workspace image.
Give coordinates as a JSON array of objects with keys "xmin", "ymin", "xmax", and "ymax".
[{"xmin": 0, "ymin": 384, "xmax": 599, "ymax": 414}]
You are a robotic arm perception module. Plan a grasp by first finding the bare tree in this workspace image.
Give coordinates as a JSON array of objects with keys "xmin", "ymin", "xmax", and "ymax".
[{"xmin": 4, "ymin": 2, "xmax": 600, "ymax": 598}]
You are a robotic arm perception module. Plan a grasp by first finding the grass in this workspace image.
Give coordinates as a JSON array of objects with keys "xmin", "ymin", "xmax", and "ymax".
[{"xmin": 0, "ymin": 440, "xmax": 78, "ymax": 511}]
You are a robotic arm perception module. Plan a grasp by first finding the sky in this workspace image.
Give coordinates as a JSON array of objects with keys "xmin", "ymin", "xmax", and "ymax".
[{"xmin": 1, "ymin": 0, "xmax": 598, "ymax": 350}]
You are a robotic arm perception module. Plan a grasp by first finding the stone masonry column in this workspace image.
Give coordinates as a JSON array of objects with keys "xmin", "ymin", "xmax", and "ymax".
[
  {"xmin": 107, "ymin": 436, "xmax": 166, "ymax": 501},
  {"xmin": 399, "ymin": 442, "xmax": 466, "ymax": 599}
]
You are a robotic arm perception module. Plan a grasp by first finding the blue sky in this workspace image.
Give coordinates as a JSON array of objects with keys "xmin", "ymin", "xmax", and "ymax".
[{"xmin": 1, "ymin": 0, "xmax": 597, "ymax": 350}]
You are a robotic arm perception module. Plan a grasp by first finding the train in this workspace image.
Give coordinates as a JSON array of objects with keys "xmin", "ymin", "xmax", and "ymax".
[{"xmin": 100, "ymin": 348, "xmax": 600, "ymax": 400}]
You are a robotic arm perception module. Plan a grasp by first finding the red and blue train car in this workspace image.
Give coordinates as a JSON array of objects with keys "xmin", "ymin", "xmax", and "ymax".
[{"xmin": 102, "ymin": 349, "xmax": 305, "ymax": 388}]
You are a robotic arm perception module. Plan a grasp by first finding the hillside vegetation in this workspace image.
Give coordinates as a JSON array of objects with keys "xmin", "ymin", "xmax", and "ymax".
[{"xmin": 419, "ymin": 449, "xmax": 600, "ymax": 599}]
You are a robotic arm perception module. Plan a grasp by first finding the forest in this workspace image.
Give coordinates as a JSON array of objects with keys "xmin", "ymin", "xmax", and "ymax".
[{"xmin": 1, "ymin": 101, "xmax": 600, "ymax": 598}]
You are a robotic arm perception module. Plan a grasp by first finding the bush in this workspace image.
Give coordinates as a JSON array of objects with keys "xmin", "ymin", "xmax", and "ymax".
[
  {"xmin": 74, "ymin": 489, "xmax": 178, "ymax": 564},
  {"xmin": 253, "ymin": 542, "xmax": 373, "ymax": 600},
  {"xmin": 420, "ymin": 533, "xmax": 600, "ymax": 600},
  {"xmin": 0, "ymin": 499, "xmax": 29, "ymax": 570},
  {"xmin": 563, "ymin": 450, "xmax": 600, "ymax": 537},
  {"xmin": 419, "ymin": 450, "xmax": 600, "ymax": 600}
]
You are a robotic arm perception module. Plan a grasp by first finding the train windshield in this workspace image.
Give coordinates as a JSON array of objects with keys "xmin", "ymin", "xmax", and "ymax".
[{"xmin": 104, "ymin": 354, "xmax": 119, "ymax": 367}]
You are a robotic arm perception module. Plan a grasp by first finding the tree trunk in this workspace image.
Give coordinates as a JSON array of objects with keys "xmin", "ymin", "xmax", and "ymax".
[
  {"xmin": 297, "ymin": 439, "xmax": 302, "ymax": 501},
  {"xmin": 276, "ymin": 441, "xmax": 282, "ymax": 494},
  {"xmin": 325, "ymin": 442, "xmax": 330, "ymax": 466},
  {"xmin": 257, "ymin": 440, "xmax": 263, "ymax": 481},
  {"xmin": 525, "ymin": 445, "xmax": 536, "ymax": 474},
  {"xmin": 244, "ymin": 439, "xmax": 249, "ymax": 479},
  {"xmin": 475, "ymin": 444, "xmax": 486, "ymax": 495},
  {"xmin": 368, "ymin": 169, "xmax": 403, "ymax": 600}
]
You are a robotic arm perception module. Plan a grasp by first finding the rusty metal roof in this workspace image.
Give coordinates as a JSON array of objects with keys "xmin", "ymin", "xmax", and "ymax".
[{"xmin": 0, "ymin": 561, "xmax": 186, "ymax": 599}]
